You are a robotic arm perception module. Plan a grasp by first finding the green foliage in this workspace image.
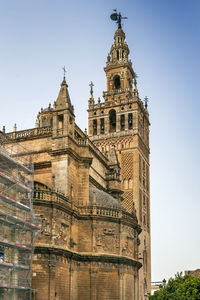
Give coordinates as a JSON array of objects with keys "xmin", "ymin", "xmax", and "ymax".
[{"xmin": 149, "ymin": 273, "xmax": 200, "ymax": 300}]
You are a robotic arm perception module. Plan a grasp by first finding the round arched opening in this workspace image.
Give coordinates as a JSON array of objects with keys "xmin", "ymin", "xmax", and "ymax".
[
  {"xmin": 109, "ymin": 109, "xmax": 116, "ymax": 132},
  {"xmin": 114, "ymin": 75, "xmax": 121, "ymax": 89}
]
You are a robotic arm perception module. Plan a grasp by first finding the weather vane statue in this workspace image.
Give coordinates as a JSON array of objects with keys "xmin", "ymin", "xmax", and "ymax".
[{"xmin": 110, "ymin": 9, "xmax": 127, "ymax": 29}]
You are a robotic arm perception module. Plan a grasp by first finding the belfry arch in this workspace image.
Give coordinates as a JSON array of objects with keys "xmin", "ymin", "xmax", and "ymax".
[
  {"xmin": 109, "ymin": 109, "xmax": 116, "ymax": 132},
  {"xmin": 113, "ymin": 75, "xmax": 121, "ymax": 89}
]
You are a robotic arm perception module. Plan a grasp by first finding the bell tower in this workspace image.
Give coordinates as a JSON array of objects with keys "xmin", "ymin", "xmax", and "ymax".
[
  {"xmin": 105, "ymin": 27, "xmax": 134, "ymax": 92},
  {"xmin": 88, "ymin": 13, "xmax": 151, "ymax": 299}
]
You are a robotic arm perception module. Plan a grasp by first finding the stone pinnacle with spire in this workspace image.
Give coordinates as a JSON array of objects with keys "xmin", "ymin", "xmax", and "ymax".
[{"xmin": 54, "ymin": 70, "xmax": 72, "ymax": 111}]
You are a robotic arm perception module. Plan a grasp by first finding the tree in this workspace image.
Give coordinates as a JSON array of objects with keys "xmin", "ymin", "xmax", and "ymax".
[{"xmin": 150, "ymin": 273, "xmax": 200, "ymax": 300}]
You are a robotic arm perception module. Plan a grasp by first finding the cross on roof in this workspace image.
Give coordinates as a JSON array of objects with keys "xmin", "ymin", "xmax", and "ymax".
[
  {"xmin": 144, "ymin": 96, "xmax": 149, "ymax": 108},
  {"xmin": 62, "ymin": 66, "xmax": 66, "ymax": 77},
  {"xmin": 89, "ymin": 81, "xmax": 94, "ymax": 94}
]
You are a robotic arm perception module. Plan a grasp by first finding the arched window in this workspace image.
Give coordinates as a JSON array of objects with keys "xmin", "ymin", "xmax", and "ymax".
[
  {"xmin": 42, "ymin": 118, "xmax": 47, "ymax": 127},
  {"xmin": 58, "ymin": 115, "xmax": 63, "ymax": 134},
  {"xmin": 93, "ymin": 119, "xmax": 97, "ymax": 135},
  {"xmin": 114, "ymin": 75, "xmax": 120, "ymax": 89},
  {"xmin": 128, "ymin": 113, "xmax": 133, "ymax": 129},
  {"xmin": 128, "ymin": 179, "xmax": 133, "ymax": 189},
  {"xmin": 100, "ymin": 118, "xmax": 104, "ymax": 134},
  {"xmin": 124, "ymin": 180, "xmax": 128, "ymax": 189},
  {"xmin": 120, "ymin": 115, "xmax": 125, "ymax": 130},
  {"xmin": 117, "ymin": 50, "xmax": 119, "ymax": 60},
  {"xmin": 109, "ymin": 109, "xmax": 116, "ymax": 132}
]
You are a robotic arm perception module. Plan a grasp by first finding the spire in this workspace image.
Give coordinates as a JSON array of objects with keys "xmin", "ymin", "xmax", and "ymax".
[
  {"xmin": 108, "ymin": 10, "xmax": 129, "ymax": 64},
  {"xmin": 88, "ymin": 81, "xmax": 95, "ymax": 108},
  {"xmin": 106, "ymin": 24, "xmax": 130, "ymax": 66},
  {"xmin": 54, "ymin": 75, "xmax": 72, "ymax": 111}
]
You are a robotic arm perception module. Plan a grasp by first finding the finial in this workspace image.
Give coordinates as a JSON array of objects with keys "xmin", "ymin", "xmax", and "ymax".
[
  {"xmin": 98, "ymin": 97, "xmax": 101, "ymax": 104},
  {"xmin": 35, "ymin": 119, "xmax": 39, "ymax": 128},
  {"xmin": 133, "ymin": 76, "xmax": 139, "ymax": 97},
  {"xmin": 2, "ymin": 126, "xmax": 5, "ymax": 134},
  {"xmin": 89, "ymin": 81, "xmax": 94, "ymax": 96},
  {"xmin": 144, "ymin": 96, "xmax": 149, "ymax": 109},
  {"xmin": 134, "ymin": 77, "xmax": 137, "ymax": 88},
  {"xmin": 13, "ymin": 124, "xmax": 17, "ymax": 132},
  {"xmin": 107, "ymin": 53, "xmax": 111, "ymax": 63},
  {"xmin": 62, "ymin": 66, "xmax": 66, "ymax": 78},
  {"xmin": 84, "ymin": 128, "xmax": 87, "ymax": 135},
  {"xmin": 110, "ymin": 9, "xmax": 127, "ymax": 29}
]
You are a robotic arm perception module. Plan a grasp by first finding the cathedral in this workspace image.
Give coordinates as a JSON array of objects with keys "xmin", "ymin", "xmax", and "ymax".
[{"xmin": 3, "ymin": 15, "xmax": 151, "ymax": 300}]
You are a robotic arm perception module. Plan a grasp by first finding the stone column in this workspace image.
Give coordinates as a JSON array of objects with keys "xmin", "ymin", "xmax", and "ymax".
[
  {"xmin": 90, "ymin": 267, "xmax": 98, "ymax": 300},
  {"xmin": 125, "ymin": 113, "xmax": 128, "ymax": 131},
  {"xmin": 97, "ymin": 118, "xmax": 100, "ymax": 136},
  {"xmin": 69, "ymin": 263, "xmax": 74, "ymax": 300},
  {"xmin": 104, "ymin": 115, "xmax": 109, "ymax": 134},
  {"xmin": 119, "ymin": 269, "xmax": 124, "ymax": 300},
  {"xmin": 116, "ymin": 114, "xmax": 121, "ymax": 132},
  {"xmin": 52, "ymin": 114, "xmax": 58, "ymax": 137}
]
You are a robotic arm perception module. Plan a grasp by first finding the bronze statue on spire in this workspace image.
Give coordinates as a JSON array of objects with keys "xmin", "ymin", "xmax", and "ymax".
[{"xmin": 110, "ymin": 9, "xmax": 127, "ymax": 29}]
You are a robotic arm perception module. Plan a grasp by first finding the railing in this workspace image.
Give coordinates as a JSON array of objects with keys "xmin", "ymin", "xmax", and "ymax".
[
  {"xmin": 77, "ymin": 204, "xmax": 121, "ymax": 218},
  {"xmin": 76, "ymin": 138, "xmax": 88, "ymax": 146},
  {"xmin": 33, "ymin": 189, "xmax": 69, "ymax": 208},
  {"xmin": 103, "ymin": 87, "xmax": 132, "ymax": 97},
  {"xmin": 33, "ymin": 189, "xmax": 138, "ymax": 224},
  {"xmin": 5, "ymin": 126, "xmax": 52, "ymax": 141}
]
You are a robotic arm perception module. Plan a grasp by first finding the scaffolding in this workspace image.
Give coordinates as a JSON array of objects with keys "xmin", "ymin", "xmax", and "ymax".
[{"xmin": 0, "ymin": 135, "xmax": 40, "ymax": 300}]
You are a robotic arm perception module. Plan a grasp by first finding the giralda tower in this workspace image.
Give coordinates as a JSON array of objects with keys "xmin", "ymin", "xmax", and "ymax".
[{"xmin": 88, "ymin": 13, "xmax": 151, "ymax": 298}]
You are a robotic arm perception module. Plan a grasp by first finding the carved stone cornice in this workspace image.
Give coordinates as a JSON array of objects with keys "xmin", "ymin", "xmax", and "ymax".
[
  {"xmin": 50, "ymin": 148, "xmax": 93, "ymax": 166},
  {"xmin": 34, "ymin": 246, "xmax": 142, "ymax": 269}
]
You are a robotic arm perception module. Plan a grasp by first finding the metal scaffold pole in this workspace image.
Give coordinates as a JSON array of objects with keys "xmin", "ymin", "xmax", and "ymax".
[{"xmin": 0, "ymin": 133, "xmax": 41, "ymax": 300}]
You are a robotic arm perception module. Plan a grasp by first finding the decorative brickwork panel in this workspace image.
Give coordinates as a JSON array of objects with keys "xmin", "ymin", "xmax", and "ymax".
[
  {"xmin": 121, "ymin": 152, "xmax": 133, "ymax": 180},
  {"xmin": 122, "ymin": 191, "xmax": 133, "ymax": 213}
]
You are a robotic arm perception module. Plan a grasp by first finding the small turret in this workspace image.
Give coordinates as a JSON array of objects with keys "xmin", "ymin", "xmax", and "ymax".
[
  {"xmin": 54, "ymin": 76, "xmax": 72, "ymax": 112},
  {"xmin": 53, "ymin": 74, "xmax": 75, "ymax": 138}
]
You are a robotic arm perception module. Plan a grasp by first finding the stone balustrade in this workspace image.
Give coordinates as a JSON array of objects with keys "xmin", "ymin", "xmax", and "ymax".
[
  {"xmin": 77, "ymin": 203, "xmax": 121, "ymax": 218},
  {"xmin": 33, "ymin": 189, "xmax": 69, "ymax": 208},
  {"xmin": 5, "ymin": 126, "xmax": 53, "ymax": 141},
  {"xmin": 33, "ymin": 189, "xmax": 137, "ymax": 224}
]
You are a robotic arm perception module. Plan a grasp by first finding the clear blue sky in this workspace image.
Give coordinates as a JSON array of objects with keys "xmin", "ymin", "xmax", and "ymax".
[{"xmin": 0, "ymin": 0, "xmax": 200, "ymax": 282}]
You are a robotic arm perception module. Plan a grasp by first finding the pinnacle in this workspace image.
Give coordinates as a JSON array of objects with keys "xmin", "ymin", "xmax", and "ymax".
[
  {"xmin": 61, "ymin": 76, "xmax": 68, "ymax": 87},
  {"xmin": 54, "ymin": 76, "xmax": 72, "ymax": 110}
]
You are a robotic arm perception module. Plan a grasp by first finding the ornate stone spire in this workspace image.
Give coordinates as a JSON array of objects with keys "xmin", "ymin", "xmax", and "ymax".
[
  {"xmin": 104, "ymin": 25, "xmax": 135, "ymax": 94},
  {"xmin": 107, "ymin": 28, "xmax": 130, "ymax": 65},
  {"xmin": 54, "ymin": 76, "xmax": 72, "ymax": 111}
]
